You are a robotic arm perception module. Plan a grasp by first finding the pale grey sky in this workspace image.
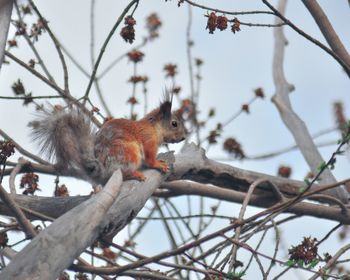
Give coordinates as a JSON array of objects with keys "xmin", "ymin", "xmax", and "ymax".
[{"xmin": 0, "ymin": 0, "xmax": 349, "ymax": 278}]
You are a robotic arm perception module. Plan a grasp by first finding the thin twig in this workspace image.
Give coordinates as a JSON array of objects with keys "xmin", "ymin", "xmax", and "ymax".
[
  {"xmin": 262, "ymin": 0, "xmax": 350, "ymax": 77},
  {"xmin": 186, "ymin": 4, "xmax": 200, "ymax": 145},
  {"xmin": 316, "ymin": 223, "xmax": 342, "ymax": 247},
  {"xmin": 264, "ymin": 220, "xmax": 280, "ymax": 278},
  {"xmin": 184, "ymin": 0, "xmax": 274, "ymax": 16},
  {"xmin": 29, "ymin": 0, "xmax": 71, "ymax": 94},
  {"xmin": 229, "ymin": 178, "xmax": 269, "ymax": 272},
  {"xmin": 98, "ymin": 38, "xmax": 148, "ymax": 79},
  {"xmin": 13, "ymin": 1, "xmax": 55, "ymax": 83},
  {"xmin": 5, "ymin": 51, "xmax": 66, "ymax": 96},
  {"xmin": 0, "ymin": 95, "xmax": 63, "ymax": 100},
  {"xmin": 9, "ymin": 157, "xmax": 29, "ymax": 194},
  {"xmin": 0, "ymin": 184, "xmax": 36, "ymax": 238},
  {"xmin": 0, "ymin": 128, "xmax": 49, "ymax": 165},
  {"xmin": 308, "ymin": 244, "xmax": 350, "ymax": 280},
  {"xmin": 83, "ymin": 0, "xmax": 139, "ymax": 100},
  {"xmin": 103, "ymin": 239, "xmax": 218, "ymax": 277},
  {"xmin": 240, "ymin": 21, "xmax": 285, "ymax": 28}
]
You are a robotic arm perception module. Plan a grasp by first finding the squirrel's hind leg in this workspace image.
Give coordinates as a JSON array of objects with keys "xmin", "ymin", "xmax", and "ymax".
[{"xmin": 110, "ymin": 140, "xmax": 145, "ymax": 181}]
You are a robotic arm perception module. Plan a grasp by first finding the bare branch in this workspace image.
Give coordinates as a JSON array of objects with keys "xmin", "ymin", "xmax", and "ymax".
[
  {"xmin": 0, "ymin": 128, "xmax": 49, "ymax": 165},
  {"xmin": 0, "ymin": 0, "xmax": 13, "ymax": 71},
  {"xmin": 0, "ymin": 183, "xmax": 36, "ymax": 238},
  {"xmin": 269, "ymin": 0, "xmax": 348, "ymax": 201},
  {"xmin": 308, "ymin": 244, "xmax": 350, "ymax": 280},
  {"xmin": 0, "ymin": 169, "xmax": 123, "ymax": 279},
  {"xmin": 9, "ymin": 157, "xmax": 29, "ymax": 194},
  {"xmin": 263, "ymin": 0, "xmax": 350, "ymax": 77},
  {"xmin": 184, "ymin": 0, "xmax": 274, "ymax": 16},
  {"xmin": 302, "ymin": 0, "xmax": 350, "ymax": 69},
  {"xmin": 83, "ymin": 0, "xmax": 139, "ymax": 101},
  {"xmin": 29, "ymin": 0, "xmax": 70, "ymax": 95}
]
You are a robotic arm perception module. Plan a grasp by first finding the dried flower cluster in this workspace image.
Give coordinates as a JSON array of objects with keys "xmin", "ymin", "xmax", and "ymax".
[
  {"xmin": 128, "ymin": 75, "xmax": 148, "ymax": 84},
  {"xmin": 102, "ymin": 247, "xmax": 117, "ymax": 260},
  {"xmin": 0, "ymin": 232, "xmax": 8, "ymax": 248},
  {"xmin": 0, "ymin": 140, "xmax": 15, "ymax": 165},
  {"xmin": 223, "ymin": 137, "xmax": 245, "ymax": 159},
  {"xmin": 195, "ymin": 58, "xmax": 204, "ymax": 66},
  {"xmin": 7, "ymin": 39, "xmax": 18, "ymax": 48},
  {"xmin": 15, "ymin": 21, "xmax": 26, "ymax": 37},
  {"xmin": 334, "ymin": 102, "xmax": 347, "ymax": 133},
  {"xmin": 216, "ymin": 16, "xmax": 228, "ymax": 31},
  {"xmin": 146, "ymin": 13, "xmax": 162, "ymax": 38},
  {"xmin": 74, "ymin": 272, "xmax": 89, "ymax": 280},
  {"xmin": 20, "ymin": 172, "xmax": 40, "ymax": 195},
  {"xmin": 21, "ymin": 4, "xmax": 32, "ymax": 15},
  {"xmin": 120, "ymin": 16, "xmax": 136, "ymax": 44},
  {"xmin": 58, "ymin": 272, "xmax": 70, "ymax": 280},
  {"xmin": 172, "ymin": 86, "xmax": 181, "ymax": 95},
  {"xmin": 30, "ymin": 18, "xmax": 47, "ymax": 41},
  {"xmin": 12, "ymin": 79, "xmax": 25, "ymax": 95},
  {"xmin": 11, "ymin": 79, "xmax": 33, "ymax": 105},
  {"xmin": 164, "ymin": 63, "xmax": 178, "ymax": 77},
  {"xmin": 28, "ymin": 59, "xmax": 36, "ymax": 68},
  {"xmin": 231, "ymin": 18, "xmax": 241, "ymax": 34},
  {"xmin": 206, "ymin": 12, "xmax": 241, "ymax": 34},
  {"xmin": 207, "ymin": 124, "xmax": 222, "ymax": 144},
  {"xmin": 241, "ymin": 104, "xmax": 250, "ymax": 113},
  {"xmin": 127, "ymin": 50, "xmax": 144, "ymax": 63},
  {"xmin": 288, "ymin": 237, "xmax": 318, "ymax": 265},
  {"xmin": 254, "ymin": 87, "xmax": 265, "ymax": 98},
  {"xmin": 127, "ymin": 96, "xmax": 138, "ymax": 105},
  {"xmin": 54, "ymin": 184, "xmax": 69, "ymax": 197},
  {"xmin": 278, "ymin": 165, "xmax": 292, "ymax": 178},
  {"xmin": 176, "ymin": 98, "xmax": 193, "ymax": 120}
]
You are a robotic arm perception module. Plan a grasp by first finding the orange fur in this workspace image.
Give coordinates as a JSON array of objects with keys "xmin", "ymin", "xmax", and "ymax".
[{"xmin": 95, "ymin": 103, "xmax": 185, "ymax": 181}]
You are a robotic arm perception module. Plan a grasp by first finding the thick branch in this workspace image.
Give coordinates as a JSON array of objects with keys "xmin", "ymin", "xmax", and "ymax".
[
  {"xmin": 302, "ymin": 0, "xmax": 350, "ymax": 69},
  {"xmin": 270, "ymin": 0, "xmax": 348, "ymax": 201},
  {"xmin": 0, "ymin": 144, "xmax": 349, "ymax": 225},
  {"xmin": 0, "ymin": 170, "xmax": 123, "ymax": 280},
  {"xmin": 0, "ymin": 184, "xmax": 36, "ymax": 238},
  {"xmin": 0, "ymin": 0, "xmax": 13, "ymax": 71}
]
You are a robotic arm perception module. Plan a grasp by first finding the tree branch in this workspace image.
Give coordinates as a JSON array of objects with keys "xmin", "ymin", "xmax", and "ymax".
[
  {"xmin": 0, "ymin": 170, "xmax": 123, "ymax": 279},
  {"xmin": 269, "ymin": 0, "xmax": 348, "ymax": 201},
  {"xmin": 0, "ymin": 0, "xmax": 13, "ymax": 71},
  {"xmin": 301, "ymin": 0, "xmax": 350, "ymax": 69}
]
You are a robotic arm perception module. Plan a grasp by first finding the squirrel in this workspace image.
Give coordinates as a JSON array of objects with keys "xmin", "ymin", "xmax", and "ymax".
[{"xmin": 30, "ymin": 96, "xmax": 186, "ymax": 184}]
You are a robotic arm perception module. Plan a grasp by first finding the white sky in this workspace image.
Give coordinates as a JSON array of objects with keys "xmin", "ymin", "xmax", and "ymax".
[{"xmin": 0, "ymin": 0, "xmax": 349, "ymax": 279}]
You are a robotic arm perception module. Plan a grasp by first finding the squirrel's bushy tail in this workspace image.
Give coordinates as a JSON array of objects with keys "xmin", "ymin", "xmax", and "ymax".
[{"xmin": 30, "ymin": 106, "xmax": 102, "ymax": 182}]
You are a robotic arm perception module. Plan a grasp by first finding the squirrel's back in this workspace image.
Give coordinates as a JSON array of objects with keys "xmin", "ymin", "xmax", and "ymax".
[{"xmin": 30, "ymin": 97, "xmax": 186, "ymax": 183}]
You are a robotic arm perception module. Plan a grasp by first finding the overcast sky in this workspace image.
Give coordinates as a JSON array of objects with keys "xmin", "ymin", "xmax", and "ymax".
[{"xmin": 0, "ymin": 0, "xmax": 349, "ymax": 278}]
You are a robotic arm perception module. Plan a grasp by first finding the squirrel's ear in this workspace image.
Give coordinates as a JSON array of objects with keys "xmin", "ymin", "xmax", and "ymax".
[
  {"xmin": 159, "ymin": 100, "xmax": 172, "ymax": 120},
  {"xmin": 160, "ymin": 88, "xmax": 173, "ymax": 120}
]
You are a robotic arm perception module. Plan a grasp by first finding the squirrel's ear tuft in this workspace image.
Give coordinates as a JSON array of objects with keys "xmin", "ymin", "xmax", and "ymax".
[
  {"xmin": 160, "ymin": 88, "xmax": 173, "ymax": 120},
  {"xmin": 159, "ymin": 100, "xmax": 172, "ymax": 120}
]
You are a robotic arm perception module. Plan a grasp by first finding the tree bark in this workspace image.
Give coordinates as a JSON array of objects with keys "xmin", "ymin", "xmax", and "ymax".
[
  {"xmin": 0, "ymin": 0, "xmax": 13, "ymax": 71},
  {"xmin": 0, "ymin": 144, "xmax": 349, "ymax": 228},
  {"xmin": 302, "ymin": 0, "xmax": 350, "ymax": 69},
  {"xmin": 271, "ymin": 0, "xmax": 349, "ymax": 202},
  {"xmin": 0, "ymin": 170, "xmax": 124, "ymax": 280}
]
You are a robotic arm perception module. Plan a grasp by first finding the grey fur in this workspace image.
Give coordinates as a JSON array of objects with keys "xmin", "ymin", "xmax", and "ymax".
[{"xmin": 30, "ymin": 108, "xmax": 104, "ymax": 184}]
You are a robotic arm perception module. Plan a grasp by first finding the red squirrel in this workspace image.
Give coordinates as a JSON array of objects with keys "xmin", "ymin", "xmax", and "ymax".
[{"xmin": 30, "ymin": 96, "xmax": 186, "ymax": 184}]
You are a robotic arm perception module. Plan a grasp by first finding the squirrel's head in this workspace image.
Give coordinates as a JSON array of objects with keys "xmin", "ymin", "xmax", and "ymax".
[
  {"xmin": 158, "ymin": 99, "xmax": 186, "ymax": 144},
  {"xmin": 145, "ymin": 94, "xmax": 186, "ymax": 144}
]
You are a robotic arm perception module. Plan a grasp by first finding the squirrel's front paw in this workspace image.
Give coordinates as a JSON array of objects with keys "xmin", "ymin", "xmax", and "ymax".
[{"xmin": 155, "ymin": 160, "xmax": 169, "ymax": 173}]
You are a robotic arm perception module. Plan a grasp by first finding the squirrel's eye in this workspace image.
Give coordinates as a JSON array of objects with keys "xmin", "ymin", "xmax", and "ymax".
[{"xmin": 172, "ymin": 120, "xmax": 178, "ymax": 127}]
